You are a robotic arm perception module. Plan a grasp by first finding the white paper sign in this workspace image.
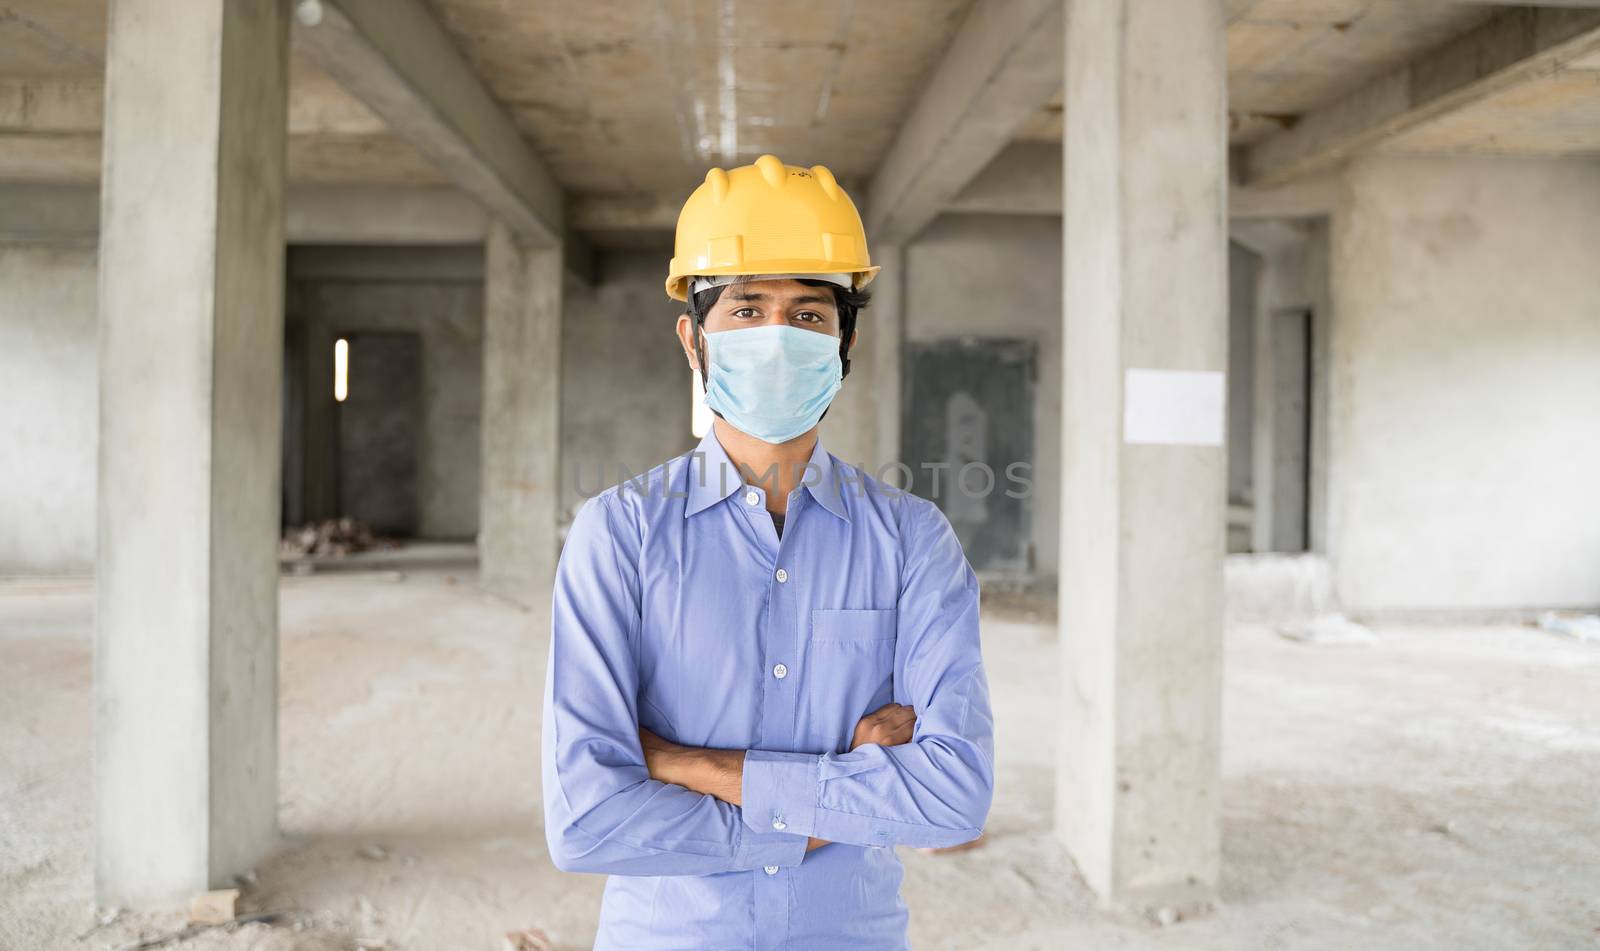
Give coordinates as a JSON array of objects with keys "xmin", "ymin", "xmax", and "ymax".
[{"xmin": 1123, "ymin": 368, "xmax": 1225, "ymax": 446}]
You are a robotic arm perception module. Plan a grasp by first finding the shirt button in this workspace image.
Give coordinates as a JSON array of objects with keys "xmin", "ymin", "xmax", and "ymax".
[
  {"xmin": 745, "ymin": 490, "xmax": 760, "ymax": 506},
  {"xmin": 771, "ymin": 818, "xmax": 787, "ymax": 831},
  {"xmin": 774, "ymin": 568, "xmax": 788, "ymax": 583},
  {"xmin": 772, "ymin": 663, "xmax": 788, "ymax": 679},
  {"xmin": 764, "ymin": 865, "xmax": 779, "ymax": 875}
]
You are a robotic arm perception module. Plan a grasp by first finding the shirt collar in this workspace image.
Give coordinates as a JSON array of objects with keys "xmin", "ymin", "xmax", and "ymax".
[{"xmin": 684, "ymin": 427, "xmax": 851, "ymax": 523}]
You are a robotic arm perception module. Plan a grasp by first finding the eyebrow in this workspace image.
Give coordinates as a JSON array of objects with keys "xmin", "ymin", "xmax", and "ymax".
[{"xmin": 728, "ymin": 291, "xmax": 836, "ymax": 306}]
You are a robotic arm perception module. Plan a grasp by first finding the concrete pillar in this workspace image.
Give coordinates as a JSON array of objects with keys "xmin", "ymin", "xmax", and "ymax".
[
  {"xmin": 818, "ymin": 307, "xmax": 875, "ymax": 467},
  {"xmin": 1057, "ymin": 0, "xmax": 1227, "ymax": 912},
  {"xmin": 95, "ymin": 0, "xmax": 289, "ymax": 905},
  {"xmin": 872, "ymin": 243, "xmax": 905, "ymax": 473},
  {"xmin": 479, "ymin": 220, "xmax": 563, "ymax": 606},
  {"xmin": 820, "ymin": 241, "xmax": 902, "ymax": 472}
]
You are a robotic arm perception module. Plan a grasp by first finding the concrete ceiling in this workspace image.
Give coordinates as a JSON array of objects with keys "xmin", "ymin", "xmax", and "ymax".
[
  {"xmin": 1384, "ymin": 46, "xmax": 1600, "ymax": 155},
  {"xmin": 0, "ymin": 0, "xmax": 447, "ymax": 185},
  {"xmin": 2, "ymin": 0, "xmax": 1600, "ymax": 212},
  {"xmin": 1016, "ymin": 0, "xmax": 1503, "ymax": 145},
  {"xmin": 426, "ymin": 0, "xmax": 975, "ymax": 198},
  {"xmin": 1224, "ymin": 0, "xmax": 1497, "ymax": 143}
]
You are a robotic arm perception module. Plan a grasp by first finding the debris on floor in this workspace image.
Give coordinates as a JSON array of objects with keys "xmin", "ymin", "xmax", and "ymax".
[
  {"xmin": 504, "ymin": 926, "xmax": 555, "ymax": 951},
  {"xmin": 73, "ymin": 905, "xmax": 124, "ymax": 941},
  {"xmin": 1536, "ymin": 610, "xmax": 1600, "ymax": 643},
  {"xmin": 280, "ymin": 517, "xmax": 393, "ymax": 558},
  {"xmin": 1277, "ymin": 612, "xmax": 1377, "ymax": 645},
  {"xmin": 110, "ymin": 912, "xmax": 282, "ymax": 950},
  {"xmin": 188, "ymin": 887, "xmax": 239, "ymax": 925}
]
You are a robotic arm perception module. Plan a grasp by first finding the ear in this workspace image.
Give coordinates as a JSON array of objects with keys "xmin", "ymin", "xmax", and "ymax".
[
  {"xmin": 849, "ymin": 327, "xmax": 858, "ymax": 352},
  {"xmin": 675, "ymin": 313, "xmax": 701, "ymax": 369}
]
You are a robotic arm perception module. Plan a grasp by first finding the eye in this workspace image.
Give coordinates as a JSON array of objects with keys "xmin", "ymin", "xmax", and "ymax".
[
  {"xmin": 794, "ymin": 311, "xmax": 825, "ymax": 323},
  {"xmin": 732, "ymin": 307, "xmax": 760, "ymax": 319}
]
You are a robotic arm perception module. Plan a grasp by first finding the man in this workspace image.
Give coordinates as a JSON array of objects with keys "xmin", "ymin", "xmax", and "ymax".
[{"xmin": 541, "ymin": 154, "xmax": 994, "ymax": 950}]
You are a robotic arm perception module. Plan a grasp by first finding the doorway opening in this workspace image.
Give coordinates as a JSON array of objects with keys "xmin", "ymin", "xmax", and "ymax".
[{"xmin": 335, "ymin": 332, "xmax": 423, "ymax": 537}]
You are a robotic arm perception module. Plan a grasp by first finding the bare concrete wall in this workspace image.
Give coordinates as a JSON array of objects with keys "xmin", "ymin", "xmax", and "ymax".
[
  {"xmin": 293, "ymin": 249, "xmax": 485, "ymax": 540},
  {"xmin": 905, "ymin": 213, "xmax": 1062, "ymax": 579},
  {"xmin": 292, "ymin": 245, "xmax": 702, "ymax": 542},
  {"xmin": 559, "ymin": 249, "xmax": 696, "ymax": 524},
  {"xmin": 1331, "ymin": 155, "xmax": 1600, "ymax": 614},
  {"xmin": 0, "ymin": 241, "xmax": 693, "ymax": 569},
  {"xmin": 0, "ymin": 242, "xmax": 98, "ymax": 573}
]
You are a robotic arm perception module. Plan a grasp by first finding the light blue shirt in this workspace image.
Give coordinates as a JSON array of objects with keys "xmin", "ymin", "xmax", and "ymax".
[{"xmin": 541, "ymin": 426, "xmax": 995, "ymax": 950}]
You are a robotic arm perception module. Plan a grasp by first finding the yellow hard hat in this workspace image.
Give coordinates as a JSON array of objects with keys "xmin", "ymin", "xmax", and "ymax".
[{"xmin": 665, "ymin": 153, "xmax": 880, "ymax": 302}]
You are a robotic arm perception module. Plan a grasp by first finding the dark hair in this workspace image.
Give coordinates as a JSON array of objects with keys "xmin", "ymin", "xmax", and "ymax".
[{"xmin": 687, "ymin": 277, "xmax": 872, "ymax": 390}]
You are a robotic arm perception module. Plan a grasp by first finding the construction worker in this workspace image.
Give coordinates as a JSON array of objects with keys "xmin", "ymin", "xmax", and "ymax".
[{"xmin": 541, "ymin": 154, "xmax": 995, "ymax": 950}]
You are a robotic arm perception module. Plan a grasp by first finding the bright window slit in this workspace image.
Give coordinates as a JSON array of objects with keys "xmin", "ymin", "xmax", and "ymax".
[{"xmin": 334, "ymin": 338, "xmax": 349, "ymax": 402}]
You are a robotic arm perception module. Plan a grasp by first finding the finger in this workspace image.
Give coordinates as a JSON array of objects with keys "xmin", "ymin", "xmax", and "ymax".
[{"xmin": 868, "ymin": 705, "xmax": 912, "ymax": 726}]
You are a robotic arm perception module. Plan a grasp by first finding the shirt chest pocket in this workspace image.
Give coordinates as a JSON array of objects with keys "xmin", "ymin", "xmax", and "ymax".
[{"xmin": 801, "ymin": 608, "xmax": 898, "ymax": 753}]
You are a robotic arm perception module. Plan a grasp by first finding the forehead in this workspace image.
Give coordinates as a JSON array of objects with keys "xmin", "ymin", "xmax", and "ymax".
[{"xmin": 715, "ymin": 278, "xmax": 837, "ymax": 307}]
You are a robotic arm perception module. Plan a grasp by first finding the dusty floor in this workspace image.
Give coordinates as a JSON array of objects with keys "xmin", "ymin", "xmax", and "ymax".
[{"xmin": 2, "ymin": 570, "xmax": 1598, "ymax": 950}]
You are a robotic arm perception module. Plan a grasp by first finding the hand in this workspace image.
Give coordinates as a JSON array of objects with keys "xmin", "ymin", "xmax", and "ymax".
[{"xmin": 850, "ymin": 702, "xmax": 917, "ymax": 751}]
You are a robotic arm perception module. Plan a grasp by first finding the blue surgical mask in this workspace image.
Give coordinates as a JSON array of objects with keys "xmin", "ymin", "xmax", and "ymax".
[{"xmin": 701, "ymin": 324, "xmax": 843, "ymax": 444}]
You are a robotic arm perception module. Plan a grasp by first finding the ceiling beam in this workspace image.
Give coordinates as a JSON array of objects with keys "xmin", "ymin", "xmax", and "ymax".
[
  {"xmin": 0, "ymin": 182, "xmax": 493, "ymax": 245},
  {"xmin": 864, "ymin": 0, "xmax": 1064, "ymax": 244},
  {"xmin": 941, "ymin": 141, "xmax": 1338, "ymax": 219},
  {"xmin": 0, "ymin": 77, "xmax": 388, "ymax": 135},
  {"xmin": 1229, "ymin": 219, "xmax": 1309, "ymax": 258},
  {"xmin": 292, "ymin": 0, "xmax": 566, "ymax": 252},
  {"xmin": 570, "ymin": 194, "xmax": 681, "ymax": 233},
  {"xmin": 1244, "ymin": 7, "xmax": 1600, "ymax": 187}
]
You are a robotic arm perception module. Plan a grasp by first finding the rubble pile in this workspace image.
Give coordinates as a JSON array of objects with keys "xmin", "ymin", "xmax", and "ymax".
[{"xmin": 280, "ymin": 517, "xmax": 390, "ymax": 558}]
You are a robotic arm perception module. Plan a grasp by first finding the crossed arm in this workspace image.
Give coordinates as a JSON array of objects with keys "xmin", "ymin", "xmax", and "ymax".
[
  {"xmin": 542, "ymin": 492, "xmax": 994, "ymax": 877},
  {"xmin": 636, "ymin": 703, "xmax": 920, "ymax": 853}
]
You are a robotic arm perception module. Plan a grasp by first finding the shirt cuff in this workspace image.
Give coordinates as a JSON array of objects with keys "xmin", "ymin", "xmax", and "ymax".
[
  {"xmin": 730, "ymin": 820, "xmax": 808, "ymax": 871},
  {"xmin": 741, "ymin": 749, "xmax": 822, "ymax": 838}
]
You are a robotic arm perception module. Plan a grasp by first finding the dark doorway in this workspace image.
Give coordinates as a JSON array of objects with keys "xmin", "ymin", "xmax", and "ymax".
[
  {"xmin": 1269, "ymin": 308, "xmax": 1313, "ymax": 552},
  {"xmin": 336, "ymin": 332, "xmax": 422, "ymax": 536},
  {"xmin": 902, "ymin": 338, "xmax": 1035, "ymax": 576}
]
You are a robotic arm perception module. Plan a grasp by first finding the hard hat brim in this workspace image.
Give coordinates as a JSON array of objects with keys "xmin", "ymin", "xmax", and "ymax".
[{"xmin": 667, "ymin": 263, "xmax": 880, "ymax": 303}]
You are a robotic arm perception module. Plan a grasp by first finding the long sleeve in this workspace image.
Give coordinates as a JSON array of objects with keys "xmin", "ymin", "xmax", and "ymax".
[
  {"xmin": 542, "ymin": 492, "xmax": 809, "ymax": 875},
  {"xmin": 740, "ymin": 496, "xmax": 996, "ymax": 850}
]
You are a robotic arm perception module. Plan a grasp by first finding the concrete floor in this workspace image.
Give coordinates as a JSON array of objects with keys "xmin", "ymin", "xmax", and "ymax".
[{"xmin": 2, "ymin": 571, "xmax": 1597, "ymax": 950}]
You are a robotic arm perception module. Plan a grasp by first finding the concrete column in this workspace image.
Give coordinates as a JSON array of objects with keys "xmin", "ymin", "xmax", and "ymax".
[
  {"xmin": 818, "ymin": 304, "xmax": 875, "ymax": 467},
  {"xmin": 479, "ymin": 220, "xmax": 563, "ymax": 606},
  {"xmin": 95, "ymin": 0, "xmax": 289, "ymax": 905},
  {"xmin": 1058, "ymin": 0, "xmax": 1227, "ymax": 913},
  {"xmin": 819, "ymin": 241, "xmax": 902, "ymax": 472},
  {"xmin": 872, "ymin": 243, "xmax": 905, "ymax": 474}
]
